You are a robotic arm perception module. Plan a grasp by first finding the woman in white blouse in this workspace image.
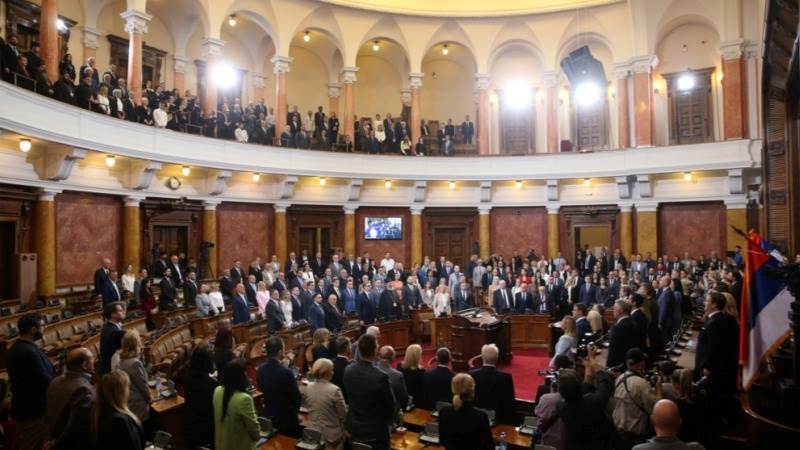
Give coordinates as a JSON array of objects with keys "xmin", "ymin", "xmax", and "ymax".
[
  {"xmin": 262, "ymin": 266, "xmax": 276, "ymax": 288},
  {"xmin": 301, "ymin": 264, "xmax": 316, "ymax": 285},
  {"xmin": 95, "ymin": 85, "xmax": 110, "ymax": 114},
  {"xmin": 256, "ymin": 281, "xmax": 270, "ymax": 318},
  {"xmin": 432, "ymin": 285, "xmax": 451, "ymax": 317},
  {"xmin": 280, "ymin": 291, "xmax": 294, "ymax": 328},
  {"xmin": 510, "ymin": 278, "xmax": 523, "ymax": 297},
  {"xmin": 120, "ymin": 264, "xmax": 136, "ymax": 293},
  {"xmin": 421, "ymin": 280, "xmax": 435, "ymax": 308},
  {"xmin": 208, "ymin": 285, "xmax": 225, "ymax": 313},
  {"xmin": 375, "ymin": 124, "xmax": 386, "ymax": 144}
]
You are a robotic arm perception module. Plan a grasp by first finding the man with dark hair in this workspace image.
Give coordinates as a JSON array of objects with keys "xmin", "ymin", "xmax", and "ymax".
[
  {"xmin": 607, "ymin": 300, "xmax": 638, "ymax": 369},
  {"xmin": 423, "ymin": 347, "xmax": 454, "ymax": 409},
  {"xmin": 45, "ymin": 348, "xmax": 95, "ymax": 450},
  {"xmin": 613, "ymin": 348, "xmax": 663, "ymax": 447},
  {"xmin": 557, "ymin": 359, "xmax": 615, "ymax": 450},
  {"xmin": 99, "ymin": 302, "xmax": 125, "ymax": 375},
  {"xmin": 573, "ymin": 303, "xmax": 591, "ymax": 343},
  {"xmin": 100, "ymin": 270, "xmax": 122, "ymax": 306},
  {"xmin": 159, "ymin": 267, "xmax": 176, "ymax": 310},
  {"xmin": 331, "ymin": 336, "xmax": 351, "ymax": 392},
  {"xmin": 343, "ymin": 334, "xmax": 395, "ymax": 450},
  {"xmin": 8, "ymin": 314, "xmax": 54, "ymax": 450},
  {"xmin": 184, "ymin": 270, "xmax": 198, "ymax": 306},
  {"xmin": 257, "ymin": 336, "xmax": 302, "ymax": 437}
]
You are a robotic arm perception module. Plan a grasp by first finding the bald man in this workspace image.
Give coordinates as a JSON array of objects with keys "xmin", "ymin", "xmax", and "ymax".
[
  {"xmin": 46, "ymin": 348, "xmax": 95, "ymax": 449},
  {"xmin": 93, "ymin": 257, "xmax": 112, "ymax": 296},
  {"xmin": 633, "ymin": 399, "xmax": 705, "ymax": 450}
]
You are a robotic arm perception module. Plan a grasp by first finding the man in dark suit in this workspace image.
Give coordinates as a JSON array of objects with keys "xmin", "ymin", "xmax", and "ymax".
[
  {"xmin": 183, "ymin": 271, "xmax": 198, "ymax": 306},
  {"xmin": 331, "ymin": 336, "xmax": 351, "ymax": 392},
  {"xmin": 93, "ymin": 258, "xmax": 112, "ymax": 297},
  {"xmin": 341, "ymin": 279, "xmax": 359, "ymax": 315},
  {"xmin": 248, "ymin": 258, "xmax": 263, "ymax": 283},
  {"xmin": 531, "ymin": 286, "xmax": 551, "ymax": 315},
  {"xmin": 219, "ymin": 269, "xmax": 234, "ymax": 300},
  {"xmin": 377, "ymin": 346, "xmax": 410, "ymax": 413},
  {"xmin": 493, "ymin": 280, "xmax": 513, "ymax": 314},
  {"xmin": 610, "ymin": 248, "xmax": 627, "ymax": 272},
  {"xmin": 572, "ymin": 304, "xmax": 592, "ymax": 342},
  {"xmin": 230, "ymin": 260, "xmax": 245, "ymax": 285},
  {"xmin": 378, "ymin": 282, "xmax": 403, "ymax": 321},
  {"xmin": 514, "ymin": 283, "xmax": 532, "ymax": 313},
  {"xmin": 265, "ymin": 290, "xmax": 286, "ymax": 334},
  {"xmin": 460, "ymin": 115, "xmax": 474, "ymax": 144},
  {"xmin": 159, "ymin": 268, "xmax": 177, "ymax": 310},
  {"xmin": 606, "ymin": 300, "xmax": 639, "ymax": 369},
  {"xmin": 470, "ymin": 344, "xmax": 515, "ymax": 424},
  {"xmin": 323, "ymin": 294, "xmax": 343, "ymax": 332},
  {"xmin": 231, "ymin": 283, "xmax": 251, "ymax": 325},
  {"xmin": 444, "ymin": 118, "xmax": 455, "ymax": 140},
  {"xmin": 244, "ymin": 275, "xmax": 258, "ymax": 307},
  {"xmin": 343, "ymin": 334, "xmax": 395, "ymax": 449},
  {"xmin": 695, "ymin": 292, "xmax": 739, "ymax": 422},
  {"xmin": 311, "ymin": 252, "xmax": 326, "ymax": 278},
  {"xmin": 99, "ymin": 302, "xmax": 125, "ymax": 375},
  {"xmin": 579, "ymin": 275, "xmax": 597, "ymax": 305},
  {"xmin": 629, "ymin": 294, "xmax": 649, "ymax": 351},
  {"xmin": 308, "ymin": 294, "xmax": 326, "ymax": 333},
  {"xmin": 547, "ymin": 276, "xmax": 568, "ymax": 319},
  {"xmin": 453, "ymin": 280, "xmax": 474, "ymax": 311},
  {"xmin": 581, "ymin": 249, "xmax": 596, "ymax": 276},
  {"xmin": 403, "ymin": 276, "xmax": 424, "ymax": 309},
  {"xmin": 75, "ymin": 73, "xmax": 94, "ymax": 109},
  {"xmin": 656, "ymin": 275, "xmax": 676, "ymax": 342},
  {"xmin": 168, "ymin": 255, "xmax": 184, "ymax": 287},
  {"xmin": 273, "ymin": 272, "xmax": 289, "ymax": 294},
  {"xmin": 100, "ymin": 270, "xmax": 122, "ymax": 306},
  {"xmin": 152, "ymin": 252, "xmax": 168, "ymax": 278},
  {"xmin": 258, "ymin": 337, "xmax": 302, "ymax": 437},
  {"xmin": 423, "ymin": 347, "xmax": 455, "ymax": 409},
  {"xmin": 358, "ymin": 283, "xmax": 378, "ymax": 324}
]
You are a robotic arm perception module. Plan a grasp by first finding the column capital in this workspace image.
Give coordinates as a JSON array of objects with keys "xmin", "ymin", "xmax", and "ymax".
[
  {"xmin": 724, "ymin": 196, "xmax": 748, "ymax": 209},
  {"xmin": 542, "ymin": 70, "xmax": 559, "ymax": 87},
  {"xmin": 618, "ymin": 202, "xmax": 634, "ymax": 213},
  {"xmin": 120, "ymin": 9, "xmax": 152, "ymax": 35},
  {"xmin": 343, "ymin": 205, "xmax": 357, "ymax": 214},
  {"xmin": 630, "ymin": 55, "xmax": 659, "ymax": 74},
  {"xmin": 409, "ymin": 72, "xmax": 424, "ymax": 89},
  {"xmin": 274, "ymin": 202, "xmax": 291, "ymax": 213},
  {"xmin": 327, "ymin": 82, "xmax": 342, "ymax": 98},
  {"xmin": 399, "ymin": 88, "xmax": 411, "ymax": 106},
  {"xmin": 38, "ymin": 187, "xmax": 62, "ymax": 201},
  {"xmin": 172, "ymin": 55, "xmax": 190, "ymax": 74},
  {"xmin": 720, "ymin": 39, "xmax": 746, "ymax": 61},
  {"xmin": 251, "ymin": 71, "xmax": 266, "ymax": 89},
  {"xmin": 409, "ymin": 205, "xmax": 424, "ymax": 215},
  {"xmin": 613, "ymin": 62, "xmax": 632, "ymax": 79},
  {"xmin": 634, "ymin": 202, "xmax": 659, "ymax": 213},
  {"xmin": 475, "ymin": 73, "xmax": 491, "ymax": 90},
  {"xmin": 546, "ymin": 205, "xmax": 560, "ymax": 215},
  {"xmin": 202, "ymin": 38, "xmax": 225, "ymax": 59},
  {"xmin": 271, "ymin": 55, "xmax": 293, "ymax": 74},
  {"xmin": 123, "ymin": 194, "xmax": 146, "ymax": 207},
  {"xmin": 81, "ymin": 26, "xmax": 102, "ymax": 49},
  {"xmin": 477, "ymin": 205, "xmax": 492, "ymax": 215},
  {"xmin": 341, "ymin": 66, "xmax": 359, "ymax": 84},
  {"xmin": 203, "ymin": 200, "xmax": 221, "ymax": 211}
]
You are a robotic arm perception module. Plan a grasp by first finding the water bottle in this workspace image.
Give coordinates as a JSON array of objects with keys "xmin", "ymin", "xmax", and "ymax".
[
  {"xmin": 496, "ymin": 432, "xmax": 507, "ymax": 450},
  {"xmin": 155, "ymin": 373, "xmax": 162, "ymax": 393}
]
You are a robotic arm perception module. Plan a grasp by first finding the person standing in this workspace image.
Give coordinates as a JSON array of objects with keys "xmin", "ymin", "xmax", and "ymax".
[
  {"xmin": 213, "ymin": 360, "xmax": 260, "ymax": 450},
  {"xmin": 438, "ymin": 373, "xmax": 494, "ymax": 450},
  {"xmin": 117, "ymin": 331, "xmax": 152, "ymax": 426},
  {"xmin": 99, "ymin": 302, "xmax": 126, "ymax": 375},
  {"xmin": 257, "ymin": 337, "xmax": 302, "ymax": 437},
  {"xmin": 460, "ymin": 115, "xmax": 474, "ymax": 145},
  {"xmin": 8, "ymin": 314, "xmax": 54, "ymax": 450},
  {"xmin": 45, "ymin": 348, "xmax": 95, "ymax": 450},
  {"xmin": 469, "ymin": 344, "xmax": 515, "ymax": 425},
  {"xmin": 93, "ymin": 371, "xmax": 145, "ymax": 450},
  {"xmin": 303, "ymin": 358, "xmax": 348, "ymax": 450}
]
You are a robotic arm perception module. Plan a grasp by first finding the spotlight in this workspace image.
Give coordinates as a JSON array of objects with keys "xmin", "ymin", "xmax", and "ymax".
[
  {"xmin": 228, "ymin": 15, "xmax": 237, "ymax": 27},
  {"xmin": 303, "ymin": 31, "xmax": 310, "ymax": 43},
  {"xmin": 575, "ymin": 81, "xmax": 601, "ymax": 107},
  {"xmin": 583, "ymin": 178, "xmax": 591, "ymax": 187},
  {"xmin": 677, "ymin": 74, "xmax": 695, "ymax": 91},
  {"xmin": 515, "ymin": 180, "xmax": 523, "ymax": 189},
  {"xmin": 442, "ymin": 44, "xmax": 449, "ymax": 56},
  {"xmin": 181, "ymin": 166, "xmax": 191, "ymax": 176},
  {"xmin": 384, "ymin": 180, "xmax": 392, "ymax": 189},
  {"xmin": 252, "ymin": 172, "xmax": 261, "ymax": 182},
  {"xmin": 448, "ymin": 181, "xmax": 456, "ymax": 190},
  {"xmin": 683, "ymin": 172, "xmax": 692, "ymax": 181},
  {"xmin": 211, "ymin": 63, "xmax": 237, "ymax": 89},
  {"xmin": 19, "ymin": 138, "xmax": 31, "ymax": 153},
  {"xmin": 372, "ymin": 41, "xmax": 380, "ymax": 52},
  {"xmin": 105, "ymin": 155, "xmax": 116, "ymax": 168},
  {"xmin": 504, "ymin": 82, "xmax": 533, "ymax": 110},
  {"xmin": 319, "ymin": 177, "xmax": 327, "ymax": 186}
]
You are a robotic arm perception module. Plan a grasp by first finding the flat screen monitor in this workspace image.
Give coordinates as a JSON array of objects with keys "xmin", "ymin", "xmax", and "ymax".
[{"xmin": 364, "ymin": 217, "xmax": 402, "ymax": 240}]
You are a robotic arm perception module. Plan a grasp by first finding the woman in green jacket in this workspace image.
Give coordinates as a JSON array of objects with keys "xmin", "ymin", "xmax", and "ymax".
[{"xmin": 213, "ymin": 359, "xmax": 260, "ymax": 450}]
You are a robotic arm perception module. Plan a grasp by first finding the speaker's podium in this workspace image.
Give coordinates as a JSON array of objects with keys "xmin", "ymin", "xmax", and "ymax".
[{"xmin": 450, "ymin": 308, "xmax": 511, "ymax": 372}]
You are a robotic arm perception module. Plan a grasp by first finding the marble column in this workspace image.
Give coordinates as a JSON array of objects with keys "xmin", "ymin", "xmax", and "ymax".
[
  {"xmin": 614, "ymin": 63, "xmax": 631, "ymax": 149},
  {"xmin": 619, "ymin": 204, "xmax": 633, "ymax": 258},
  {"xmin": 478, "ymin": 206, "xmax": 491, "ymax": 259},
  {"xmin": 631, "ymin": 55, "xmax": 658, "ymax": 147},
  {"xmin": 251, "ymin": 72, "xmax": 266, "ymax": 103},
  {"xmin": 34, "ymin": 188, "xmax": 60, "ymax": 297},
  {"xmin": 476, "ymin": 73, "xmax": 491, "ymax": 155},
  {"xmin": 721, "ymin": 40, "xmax": 748, "ymax": 140},
  {"xmin": 122, "ymin": 195, "xmax": 144, "ymax": 273},
  {"xmin": 39, "ymin": 0, "xmax": 59, "ymax": 82},
  {"xmin": 409, "ymin": 72, "xmax": 423, "ymax": 148},
  {"xmin": 81, "ymin": 26, "xmax": 101, "ymax": 61},
  {"xmin": 172, "ymin": 55, "xmax": 189, "ymax": 93},
  {"xmin": 543, "ymin": 71, "xmax": 559, "ymax": 153},
  {"xmin": 635, "ymin": 203, "xmax": 659, "ymax": 256},
  {"xmin": 344, "ymin": 205, "xmax": 356, "ymax": 256},
  {"xmin": 410, "ymin": 206, "xmax": 423, "ymax": 265},
  {"xmin": 546, "ymin": 206, "xmax": 560, "ymax": 258},
  {"xmin": 202, "ymin": 38, "xmax": 225, "ymax": 116},
  {"xmin": 202, "ymin": 201, "xmax": 219, "ymax": 278},
  {"xmin": 327, "ymin": 83, "xmax": 341, "ymax": 120},
  {"xmin": 121, "ymin": 9, "xmax": 151, "ymax": 104},
  {"xmin": 274, "ymin": 203, "xmax": 289, "ymax": 263},
  {"xmin": 341, "ymin": 67, "xmax": 358, "ymax": 142},
  {"xmin": 725, "ymin": 198, "xmax": 748, "ymax": 251},
  {"xmin": 272, "ymin": 56, "xmax": 292, "ymax": 142}
]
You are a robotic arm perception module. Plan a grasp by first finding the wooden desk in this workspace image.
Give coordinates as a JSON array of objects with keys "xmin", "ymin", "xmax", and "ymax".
[
  {"xmin": 451, "ymin": 309, "xmax": 511, "ymax": 371},
  {"xmin": 377, "ymin": 319, "xmax": 412, "ymax": 356},
  {"xmin": 233, "ymin": 318, "xmax": 267, "ymax": 344},
  {"xmin": 402, "ymin": 408, "xmax": 530, "ymax": 448},
  {"xmin": 430, "ymin": 316, "xmax": 453, "ymax": 348},
  {"xmin": 391, "ymin": 430, "xmax": 444, "ymax": 450},
  {"xmin": 509, "ymin": 314, "xmax": 551, "ymax": 349},
  {"xmin": 410, "ymin": 307, "xmax": 434, "ymax": 343},
  {"xmin": 190, "ymin": 311, "xmax": 232, "ymax": 338}
]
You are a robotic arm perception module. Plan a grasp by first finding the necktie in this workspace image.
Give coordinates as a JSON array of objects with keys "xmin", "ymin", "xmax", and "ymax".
[{"xmin": 502, "ymin": 290, "xmax": 508, "ymax": 308}]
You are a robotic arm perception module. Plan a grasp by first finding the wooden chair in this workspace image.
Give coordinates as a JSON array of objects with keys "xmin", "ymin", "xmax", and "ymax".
[{"xmin": 468, "ymin": 354, "xmax": 484, "ymax": 369}]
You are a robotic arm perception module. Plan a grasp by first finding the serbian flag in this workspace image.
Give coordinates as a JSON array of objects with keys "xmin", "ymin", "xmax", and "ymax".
[{"xmin": 739, "ymin": 229, "xmax": 793, "ymax": 389}]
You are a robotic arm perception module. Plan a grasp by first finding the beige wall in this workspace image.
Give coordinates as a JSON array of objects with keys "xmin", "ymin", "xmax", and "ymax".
[
  {"xmin": 287, "ymin": 45, "xmax": 330, "ymax": 113},
  {"xmin": 354, "ymin": 54, "xmax": 403, "ymax": 119},
  {"xmin": 420, "ymin": 58, "xmax": 475, "ymax": 122}
]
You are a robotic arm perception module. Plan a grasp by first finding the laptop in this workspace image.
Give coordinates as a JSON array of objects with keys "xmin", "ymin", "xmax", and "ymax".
[
  {"xmin": 258, "ymin": 417, "xmax": 277, "ymax": 439},
  {"xmin": 431, "ymin": 401, "xmax": 451, "ymax": 417},
  {"xmin": 518, "ymin": 416, "xmax": 539, "ymax": 435},
  {"xmin": 296, "ymin": 428, "xmax": 325, "ymax": 450},
  {"xmin": 476, "ymin": 407, "xmax": 496, "ymax": 427},
  {"xmin": 418, "ymin": 422, "xmax": 440, "ymax": 445}
]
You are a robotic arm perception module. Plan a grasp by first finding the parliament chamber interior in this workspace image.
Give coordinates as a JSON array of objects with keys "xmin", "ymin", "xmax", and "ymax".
[{"xmin": 0, "ymin": 0, "xmax": 798, "ymax": 449}]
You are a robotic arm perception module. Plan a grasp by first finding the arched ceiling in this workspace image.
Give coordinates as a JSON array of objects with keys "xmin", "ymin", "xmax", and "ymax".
[{"xmin": 316, "ymin": 0, "xmax": 622, "ymax": 17}]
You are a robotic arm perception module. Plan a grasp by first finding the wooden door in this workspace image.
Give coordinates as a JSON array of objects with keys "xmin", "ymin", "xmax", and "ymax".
[
  {"xmin": 498, "ymin": 90, "xmax": 536, "ymax": 155},
  {"xmin": 433, "ymin": 227, "xmax": 468, "ymax": 268},
  {"xmin": 152, "ymin": 226, "xmax": 188, "ymax": 257},
  {"xmin": 665, "ymin": 68, "xmax": 714, "ymax": 145},
  {"xmin": 575, "ymin": 101, "xmax": 608, "ymax": 150},
  {"xmin": 298, "ymin": 227, "xmax": 332, "ymax": 257}
]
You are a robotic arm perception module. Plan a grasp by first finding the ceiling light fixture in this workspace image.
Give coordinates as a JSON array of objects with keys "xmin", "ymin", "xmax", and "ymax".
[
  {"xmin": 683, "ymin": 171, "xmax": 692, "ymax": 181},
  {"xmin": 19, "ymin": 138, "xmax": 31, "ymax": 153},
  {"xmin": 303, "ymin": 31, "xmax": 310, "ymax": 43},
  {"xmin": 583, "ymin": 178, "xmax": 591, "ymax": 187},
  {"xmin": 228, "ymin": 15, "xmax": 237, "ymax": 27},
  {"xmin": 105, "ymin": 155, "xmax": 116, "ymax": 167},
  {"xmin": 319, "ymin": 177, "xmax": 327, "ymax": 186},
  {"xmin": 384, "ymin": 179, "xmax": 392, "ymax": 189},
  {"xmin": 252, "ymin": 172, "xmax": 261, "ymax": 182},
  {"xmin": 442, "ymin": 44, "xmax": 449, "ymax": 56},
  {"xmin": 372, "ymin": 40, "xmax": 380, "ymax": 52},
  {"xmin": 448, "ymin": 181, "xmax": 456, "ymax": 190},
  {"xmin": 515, "ymin": 180, "xmax": 523, "ymax": 189},
  {"xmin": 504, "ymin": 82, "xmax": 533, "ymax": 110},
  {"xmin": 575, "ymin": 81, "xmax": 602, "ymax": 107},
  {"xmin": 181, "ymin": 165, "xmax": 191, "ymax": 176}
]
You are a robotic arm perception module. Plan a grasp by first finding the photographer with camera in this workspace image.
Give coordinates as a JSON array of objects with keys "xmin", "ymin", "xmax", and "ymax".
[{"xmin": 612, "ymin": 348, "xmax": 662, "ymax": 449}]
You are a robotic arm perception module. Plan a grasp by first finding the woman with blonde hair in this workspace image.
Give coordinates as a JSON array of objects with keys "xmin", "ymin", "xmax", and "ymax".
[
  {"xmin": 550, "ymin": 315, "xmax": 577, "ymax": 368},
  {"xmin": 433, "ymin": 285, "xmax": 451, "ymax": 317},
  {"xmin": 303, "ymin": 358, "xmax": 348, "ymax": 449},
  {"xmin": 586, "ymin": 309, "xmax": 606, "ymax": 336},
  {"xmin": 255, "ymin": 281, "xmax": 269, "ymax": 317},
  {"xmin": 396, "ymin": 344, "xmax": 425, "ymax": 407},
  {"xmin": 312, "ymin": 327, "xmax": 332, "ymax": 362},
  {"xmin": 437, "ymin": 373, "xmax": 494, "ymax": 450},
  {"xmin": 117, "ymin": 330, "xmax": 152, "ymax": 424},
  {"xmin": 93, "ymin": 370, "xmax": 145, "ymax": 450}
]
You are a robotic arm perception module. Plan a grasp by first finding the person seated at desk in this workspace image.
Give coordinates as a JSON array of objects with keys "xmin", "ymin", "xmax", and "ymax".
[
  {"xmin": 438, "ymin": 373, "xmax": 495, "ymax": 450},
  {"xmin": 213, "ymin": 359, "xmax": 260, "ymax": 450},
  {"xmin": 257, "ymin": 336, "xmax": 302, "ymax": 438},
  {"xmin": 397, "ymin": 344, "xmax": 425, "ymax": 409},
  {"xmin": 304, "ymin": 358, "xmax": 348, "ymax": 450},
  {"xmin": 470, "ymin": 344, "xmax": 515, "ymax": 425},
  {"xmin": 632, "ymin": 399, "xmax": 705, "ymax": 450},
  {"xmin": 423, "ymin": 347, "xmax": 455, "ymax": 409},
  {"xmin": 93, "ymin": 371, "xmax": 145, "ymax": 450},
  {"xmin": 312, "ymin": 328, "xmax": 332, "ymax": 362}
]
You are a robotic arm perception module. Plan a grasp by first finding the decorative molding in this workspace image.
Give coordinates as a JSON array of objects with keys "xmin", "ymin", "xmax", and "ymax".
[
  {"xmin": 546, "ymin": 205, "xmax": 560, "ymax": 215},
  {"xmin": 123, "ymin": 194, "xmax": 146, "ymax": 207},
  {"xmin": 613, "ymin": 62, "xmax": 632, "ymax": 79},
  {"xmin": 477, "ymin": 205, "xmax": 492, "ymax": 215},
  {"xmin": 409, "ymin": 205, "xmax": 424, "ymax": 215},
  {"xmin": 271, "ymin": 55, "xmax": 293, "ymax": 74},
  {"xmin": 400, "ymin": 89, "xmax": 412, "ymax": 106},
  {"xmin": 475, "ymin": 73, "xmax": 491, "ymax": 90},
  {"xmin": 723, "ymin": 196, "xmax": 748, "ymax": 209},
  {"xmin": 327, "ymin": 83, "xmax": 342, "ymax": 98},
  {"xmin": 208, "ymin": 170, "xmax": 232, "ymax": 196},
  {"xmin": 343, "ymin": 204, "xmax": 357, "ymax": 214},
  {"xmin": 635, "ymin": 202, "xmax": 659, "ymax": 213},
  {"xmin": 409, "ymin": 72, "xmax": 424, "ymax": 89},
  {"xmin": 38, "ymin": 187, "xmax": 62, "ymax": 202},
  {"xmin": 127, "ymin": 160, "xmax": 162, "ymax": 190},
  {"xmin": 341, "ymin": 66, "xmax": 359, "ymax": 84},
  {"xmin": 616, "ymin": 176, "xmax": 632, "ymax": 199},
  {"xmin": 413, "ymin": 181, "xmax": 427, "ymax": 203},
  {"xmin": 479, "ymin": 181, "xmax": 492, "ymax": 202},
  {"xmin": 728, "ymin": 168, "xmax": 744, "ymax": 195},
  {"xmin": 618, "ymin": 203, "xmax": 633, "ymax": 213},
  {"xmin": 81, "ymin": 26, "xmax": 102, "ymax": 49},
  {"xmin": 172, "ymin": 55, "xmax": 189, "ymax": 74},
  {"xmin": 201, "ymin": 38, "xmax": 225, "ymax": 60},
  {"xmin": 546, "ymin": 179, "xmax": 559, "ymax": 202},
  {"xmin": 34, "ymin": 148, "xmax": 87, "ymax": 181},
  {"xmin": 636, "ymin": 174, "xmax": 652, "ymax": 198},
  {"xmin": 348, "ymin": 179, "xmax": 364, "ymax": 202},
  {"xmin": 542, "ymin": 70, "xmax": 559, "ymax": 87},
  {"xmin": 250, "ymin": 72, "xmax": 266, "ymax": 89},
  {"xmin": 279, "ymin": 175, "xmax": 298, "ymax": 200},
  {"xmin": 273, "ymin": 202, "xmax": 291, "ymax": 213},
  {"xmin": 720, "ymin": 39, "xmax": 746, "ymax": 61},
  {"xmin": 120, "ymin": 9, "xmax": 152, "ymax": 35},
  {"xmin": 203, "ymin": 200, "xmax": 220, "ymax": 211},
  {"xmin": 630, "ymin": 55, "xmax": 658, "ymax": 74}
]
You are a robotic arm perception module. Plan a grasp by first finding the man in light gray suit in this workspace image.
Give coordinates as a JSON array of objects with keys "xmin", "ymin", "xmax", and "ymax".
[
  {"xmin": 448, "ymin": 265, "xmax": 463, "ymax": 297},
  {"xmin": 377, "ymin": 345, "xmax": 409, "ymax": 414},
  {"xmin": 45, "ymin": 348, "xmax": 95, "ymax": 449}
]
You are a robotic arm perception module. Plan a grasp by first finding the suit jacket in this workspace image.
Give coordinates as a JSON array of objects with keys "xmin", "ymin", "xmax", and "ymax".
[
  {"xmin": 493, "ymin": 288, "xmax": 513, "ymax": 314},
  {"xmin": 308, "ymin": 302, "xmax": 326, "ymax": 333},
  {"xmin": 158, "ymin": 277, "xmax": 176, "ymax": 309},
  {"xmin": 454, "ymin": 288, "xmax": 474, "ymax": 311},
  {"xmin": 245, "ymin": 283, "xmax": 258, "ymax": 307},
  {"xmin": 257, "ymin": 358, "xmax": 302, "ymax": 437},
  {"xmin": 8, "ymin": 339, "xmax": 55, "ymax": 420},
  {"xmin": 231, "ymin": 293, "xmax": 250, "ymax": 324},
  {"xmin": 657, "ymin": 288, "xmax": 676, "ymax": 339},
  {"xmin": 378, "ymin": 289, "xmax": 403, "ymax": 321},
  {"xmin": 219, "ymin": 276, "xmax": 234, "ymax": 299},
  {"xmin": 303, "ymin": 379, "xmax": 347, "ymax": 444},
  {"xmin": 183, "ymin": 280, "xmax": 198, "ymax": 306},
  {"xmin": 575, "ymin": 317, "xmax": 592, "ymax": 342},
  {"xmin": 93, "ymin": 268, "xmax": 109, "ymax": 296},
  {"xmin": 248, "ymin": 265, "xmax": 263, "ymax": 283},
  {"xmin": 357, "ymin": 292, "xmax": 378, "ymax": 324},
  {"xmin": 403, "ymin": 284, "xmax": 424, "ymax": 309},
  {"xmin": 611, "ymin": 255, "xmax": 628, "ymax": 271},
  {"xmin": 97, "ymin": 410, "xmax": 144, "ymax": 450},
  {"xmin": 514, "ymin": 291, "xmax": 532, "ymax": 313},
  {"xmin": 343, "ymin": 360, "xmax": 395, "ymax": 444},
  {"xmin": 377, "ymin": 361, "xmax": 409, "ymax": 412},
  {"xmin": 168, "ymin": 262, "xmax": 184, "ymax": 287},
  {"xmin": 323, "ymin": 301, "xmax": 343, "ymax": 332},
  {"xmin": 470, "ymin": 365, "xmax": 515, "ymax": 425},
  {"xmin": 695, "ymin": 312, "xmax": 739, "ymax": 388},
  {"xmin": 230, "ymin": 266, "xmax": 245, "ymax": 285},
  {"xmin": 101, "ymin": 281, "xmax": 121, "ymax": 306},
  {"xmin": 46, "ymin": 371, "xmax": 94, "ymax": 449},
  {"xmin": 630, "ymin": 308, "xmax": 649, "ymax": 350},
  {"xmin": 579, "ymin": 283, "xmax": 598, "ymax": 305},
  {"xmin": 438, "ymin": 402, "xmax": 495, "ymax": 450},
  {"xmin": 265, "ymin": 300, "xmax": 285, "ymax": 333},
  {"xmin": 606, "ymin": 317, "xmax": 638, "ymax": 368},
  {"xmin": 423, "ymin": 366, "xmax": 455, "ymax": 409},
  {"xmin": 99, "ymin": 322, "xmax": 123, "ymax": 376},
  {"xmin": 332, "ymin": 355, "xmax": 350, "ymax": 393}
]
